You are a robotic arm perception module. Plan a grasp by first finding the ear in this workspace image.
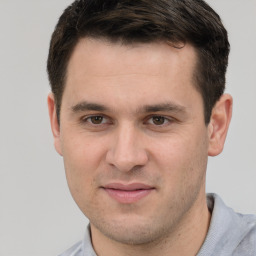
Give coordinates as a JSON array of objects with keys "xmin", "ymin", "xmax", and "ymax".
[
  {"xmin": 208, "ymin": 94, "xmax": 233, "ymax": 156},
  {"xmin": 47, "ymin": 93, "xmax": 63, "ymax": 156}
]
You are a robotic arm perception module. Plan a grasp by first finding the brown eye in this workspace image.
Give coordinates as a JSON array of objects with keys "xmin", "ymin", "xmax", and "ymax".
[
  {"xmin": 90, "ymin": 116, "xmax": 104, "ymax": 124},
  {"xmin": 152, "ymin": 116, "xmax": 166, "ymax": 125}
]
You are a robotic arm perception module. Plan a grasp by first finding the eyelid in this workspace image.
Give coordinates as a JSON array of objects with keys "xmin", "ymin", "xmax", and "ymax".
[
  {"xmin": 79, "ymin": 113, "xmax": 175, "ymax": 128},
  {"xmin": 80, "ymin": 114, "xmax": 112, "ymax": 125},
  {"xmin": 145, "ymin": 115, "xmax": 174, "ymax": 126}
]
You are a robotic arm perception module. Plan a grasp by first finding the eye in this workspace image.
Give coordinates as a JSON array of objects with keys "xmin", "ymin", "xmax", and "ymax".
[
  {"xmin": 147, "ymin": 116, "xmax": 171, "ymax": 126},
  {"xmin": 82, "ymin": 115, "xmax": 109, "ymax": 125},
  {"xmin": 89, "ymin": 116, "xmax": 104, "ymax": 124},
  {"xmin": 151, "ymin": 116, "xmax": 166, "ymax": 125}
]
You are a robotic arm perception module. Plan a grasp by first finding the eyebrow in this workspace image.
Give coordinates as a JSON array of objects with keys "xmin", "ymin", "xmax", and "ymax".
[
  {"xmin": 71, "ymin": 101, "xmax": 186, "ymax": 114},
  {"xmin": 71, "ymin": 102, "xmax": 109, "ymax": 112},
  {"xmin": 142, "ymin": 103, "xmax": 186, "ymax": 114}
]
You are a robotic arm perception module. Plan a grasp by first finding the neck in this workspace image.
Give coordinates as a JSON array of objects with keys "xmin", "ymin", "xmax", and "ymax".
[{"xmin": 91, "ymin": 192, "xmax": 211, "ymax": 256}]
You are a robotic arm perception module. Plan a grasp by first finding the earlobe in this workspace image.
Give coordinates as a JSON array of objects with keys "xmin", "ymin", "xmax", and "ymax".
[
  {"xmin": 208, "ymin": 94, "xmax": 233, "ymax": 156},
  {"xmin": 47, "ymin": 93, "xmax": 63, "ymax": 156}
]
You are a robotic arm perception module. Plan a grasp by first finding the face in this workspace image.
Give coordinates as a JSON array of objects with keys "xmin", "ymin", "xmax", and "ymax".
[{"xmin": 50, "ymin": 39, "xmax": 212, "ymax": 245}]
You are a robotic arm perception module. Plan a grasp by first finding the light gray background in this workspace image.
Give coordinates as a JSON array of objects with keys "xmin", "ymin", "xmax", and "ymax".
[{"xmin": 0, "ymin": 1, "xmax": 255, "ymax": 255}]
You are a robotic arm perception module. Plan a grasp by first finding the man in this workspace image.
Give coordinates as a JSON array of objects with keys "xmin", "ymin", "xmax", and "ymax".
[{"xmin": 47, "ymin": 0, "xmax": 256, "ymax": 255}]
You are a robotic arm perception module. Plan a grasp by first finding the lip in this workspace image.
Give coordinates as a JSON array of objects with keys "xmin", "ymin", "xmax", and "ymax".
[{"xmin": 102, "ymin": 183, "xmax": 155, "ymax": 204}]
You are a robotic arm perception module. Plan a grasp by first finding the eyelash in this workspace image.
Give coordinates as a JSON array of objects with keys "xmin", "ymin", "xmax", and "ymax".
[
  {"xmin": 146, "ymin": 115, "xmax": 172, "ymax": 126},
  {"xmin": 81, "ymin": 115, "xmax": 111, "ymax": 125},
  {"xmin": 80, "ymin": 114, "xmax": 174, "ymax": 128}
]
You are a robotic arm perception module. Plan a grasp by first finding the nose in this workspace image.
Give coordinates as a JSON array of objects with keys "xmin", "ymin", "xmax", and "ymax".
[{"xmin": 106, "ymin": 123, "xmax": 149, "ymax": 172}]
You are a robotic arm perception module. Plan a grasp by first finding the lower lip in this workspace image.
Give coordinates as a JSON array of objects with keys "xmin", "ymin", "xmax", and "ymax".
[{"xmin": 104, "ymin": 188, "xmax": 153, "ymax": 204}]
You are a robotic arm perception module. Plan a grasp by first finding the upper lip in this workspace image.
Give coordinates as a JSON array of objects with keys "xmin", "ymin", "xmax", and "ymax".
[{"xmin": 103, "ymin": 183, "xmax": 154, "ymax": 191}]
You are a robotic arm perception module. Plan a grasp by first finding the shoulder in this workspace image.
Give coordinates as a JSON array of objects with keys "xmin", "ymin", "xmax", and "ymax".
[
  {"xmin": 198, "ymin": 194, "xmax": 256, "ymax": 255},
  {"xmin": 233, "ymin": 213, "xmax": 256, "ymax": 255},
  {"xmin": 58, "ymin": 241, "xmax": 83, "ymax": 256}
]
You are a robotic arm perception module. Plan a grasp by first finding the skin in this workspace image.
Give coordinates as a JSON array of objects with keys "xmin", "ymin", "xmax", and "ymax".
[{"xmin": 48, "ymin": 38, "xmax": 232, "ymax": 256}]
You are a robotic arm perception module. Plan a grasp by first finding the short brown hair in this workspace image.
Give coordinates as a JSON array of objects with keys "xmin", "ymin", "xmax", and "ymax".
[{"xmin": 47, "ymin": 0, "xmax": 230, "ymax": 124}]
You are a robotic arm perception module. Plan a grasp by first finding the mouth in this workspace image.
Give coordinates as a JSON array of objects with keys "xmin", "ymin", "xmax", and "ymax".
[{"xmin": 102, "ymin": 183, "xmax": 155, "ymax": 204}]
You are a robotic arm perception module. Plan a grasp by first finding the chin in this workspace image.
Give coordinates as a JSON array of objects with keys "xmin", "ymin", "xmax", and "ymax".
[{"xmin": 91, "ymin": 215, "xmax": 170, "ymax": 246}]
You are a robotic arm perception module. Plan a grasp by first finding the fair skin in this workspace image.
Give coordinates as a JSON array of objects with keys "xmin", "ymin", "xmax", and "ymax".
[{"xmin": 48, "ymin": 38, "xmax": 232, "ymax": 256}]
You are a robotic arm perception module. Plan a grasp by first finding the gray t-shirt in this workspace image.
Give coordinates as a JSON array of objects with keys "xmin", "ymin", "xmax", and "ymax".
[{"xmin": 59, "ymin": 194, "xmax": 256, "ymax": 256}]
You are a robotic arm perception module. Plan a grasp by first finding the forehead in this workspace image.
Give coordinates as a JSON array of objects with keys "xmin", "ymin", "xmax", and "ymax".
[
  {"xmin": 67, "ymin": 38, "xmax": 197, "ymax": 79},
  {"xmin": 63, "ymin": 38, "xmax": 200, "ymax": 113}
]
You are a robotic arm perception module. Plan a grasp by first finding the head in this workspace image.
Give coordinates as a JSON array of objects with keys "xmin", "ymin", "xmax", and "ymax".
[
  {"xmin": 47, "ymin": 0, "xmax": 229, "ymax": 125},
  {"xmin": 47, "ymin": 0, "xmax": 232, "ymax": 253}
]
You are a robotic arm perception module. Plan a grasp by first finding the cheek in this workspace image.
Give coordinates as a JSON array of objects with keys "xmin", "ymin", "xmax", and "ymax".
[
  {"xmin": 152, "ymin": 134, "xmax": 208, "ymax": 210},
  {"xmin": 151, "ymin": 136, "xmax": 192, "ymax": 167},
  {"xmin": 60, "ymin": 131, "xmax": 107, "ymax": 199},
  {"xmin": 151, "ymin": 130, "xmax": 208, "ymax": 179},
  {"xmin": 61, "ymin": 131, "xmax": 106, "ymax": 170}
]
